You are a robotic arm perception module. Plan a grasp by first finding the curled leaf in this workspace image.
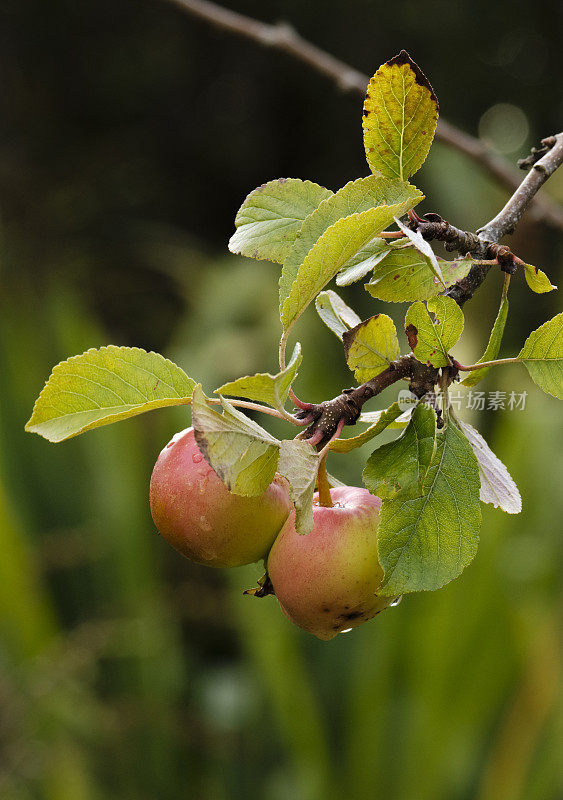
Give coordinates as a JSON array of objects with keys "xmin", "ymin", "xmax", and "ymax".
[
  {"xmin": 363, "ymin": 403, "xmax": 437, "ymax": 500},
  {"xmin": 191, "ymin": 386, "xmax": 280, "ymax": 497},
  {"xmin": 457, "ymin": 421, "xmax": 522, "ymax": 514},
  {"xmin": 315, "ymin": 290, "xmax": 361, "ymax": 340}
]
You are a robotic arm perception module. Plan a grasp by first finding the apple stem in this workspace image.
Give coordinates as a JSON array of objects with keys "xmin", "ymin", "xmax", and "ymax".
[{"xmin": 317, "ymin": 456, "xmax": 333, "ymax": 507}]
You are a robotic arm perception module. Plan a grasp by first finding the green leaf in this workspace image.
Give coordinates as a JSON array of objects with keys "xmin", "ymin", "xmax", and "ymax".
[
  {"xmin": 462, "ymin": 290, "xmax": 509, "ymax": 388},
  {"xmin": 363, "ymin": 403, "xmax": 436, "ymax": 499},
  {"xmin": 343, "ymin": 314, "xmax": 401, "ymax": 381},
  {"xmin": 335, "ymin": 237, "xmax": 393, "ymax": 286},
  {"xmin": 281, "ymin": 202, "xmax": 416, "ymax": 337},
  {"xmin": 427, "ymin": 295, "xmax": 464, "ymax": 348},
  {"xmin": 229, "ymin": 178, "xmax": 333, "ymax": 264},
  {"xmin": 279, "ymin": 176, "xmax": 423, "ymax": 308},
  {"xmin": 378, "ymin": 421, "xmax": 481, "ymax": 594},
  {"xmin": 215, "ymin": 343, "xmax": 302, "ymax": 412},
  {"xmin": 191, "ymin": 385, "xmax": 280, "ymax": 496},
  {"xmin": 394, "ymin": 217, "xmax": 445, "ymax": 287},
  {"xmin": 363, "ymin": 50, "xmax": 439, "ymax": 181},
  {"xmin": 329, "ymin": 402, "xmax": 406, "ymax": 453},
  {"xmin": 517, "ymin": 313, "xmax": 563, "ymax": 399},
  {"xmin": 456, "ymin": 420, "xmax": 521, "ymax": 514},
  {"xmin": 366, "ymin": 248, "xmax": 475, "ymax": 303},
  {"xmin": 25, "ymin": 346, "xmax": 195, "ymax": 443},
  {"xmin": 278, "ymin": 440, "xmax": 319, "ymax": 535},
  {"xmin": 359, "ymin": 408, "xmax": 411, "ymax": 425},
  {"xmin": 315, "ymin": 290, "xmax": 361, "ymax": 340},
  {"xmin": 523, "ymin": 263, "xmax": 557, "ymax": 294},
  {"xmin": 404, "ymin": 297, "xmax": 464, "ymax": 367}
]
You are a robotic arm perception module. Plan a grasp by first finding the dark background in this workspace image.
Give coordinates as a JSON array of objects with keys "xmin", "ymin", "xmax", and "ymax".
[{"xmin": 1, "ymin": 2, "xmax": 562, "ymax": 799}]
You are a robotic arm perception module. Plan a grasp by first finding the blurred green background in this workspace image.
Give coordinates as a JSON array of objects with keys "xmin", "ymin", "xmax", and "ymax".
[{"xmin": 1, "ymin": 1, "xmax": 562, "ymax": 798}]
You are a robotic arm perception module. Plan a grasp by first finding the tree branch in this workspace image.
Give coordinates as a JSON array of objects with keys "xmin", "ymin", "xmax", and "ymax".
[
  {"xmin": 479, "ymin": 134, "xmax": 563, "ymax": 242},
  {"xmin": 408, "ymin": 134, "xmax": 563, "ymax": 304},
  {"xmin": 297, "ymin": 356, "xmax": 439, "ymax": 446},
  {"xmin": 296, "ymin": 132, "xmax": 563, "ymax": 441},
  {"xmin": 165, "ymin": 0, "xmax": 563, "ymax": 232}
]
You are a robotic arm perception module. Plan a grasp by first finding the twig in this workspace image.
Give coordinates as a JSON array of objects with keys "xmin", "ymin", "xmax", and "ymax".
[
  {"xmin": 517, "ymin": 136, "xmax": 556, "ymax": 170},
  {"xmin": 479, "ymin": 133, "xmax": 563, "ymax": 242},
  {"xmin": 207, "ymin": 396, "xmax": 285, "ymax": 419},
  {"xmin": 165, "ymin": 0, "xmax": 369, "ymax": 92},
  {"xmin": 300, "ymin": 356, "xmax": 437, "ymax": 446},
  {"xmin": 408, "ymin": 134, "xmax": 563, "ymax": 305},
  {"xmin": 454, "ymin": 357, "xmax": 520, "ymax": 371},
  {"xmin": 165, "ymin": 0, "xmax": 563, "ymax": 232}
]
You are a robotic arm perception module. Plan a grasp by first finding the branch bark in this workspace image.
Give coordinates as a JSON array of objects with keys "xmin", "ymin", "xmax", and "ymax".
[
  {"xmin": 410, "ymin": 133, "xmax": 563, "ymax": 305},
  {"xmin": 479, "ymin": 134, "xmax": 563, "ymax": 242},
  {"xmin": 300, "ymin": 356, "xmax": 440, "ymax": 445},
  {"xmin": 166, "ymin": 0, "xmax": 563, "ymax": 232}
]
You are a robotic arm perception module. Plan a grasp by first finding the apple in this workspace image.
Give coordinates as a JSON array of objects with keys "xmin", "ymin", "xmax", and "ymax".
[
  {"xmin": 150, "ymin": 427, "xmax": 292, "ymax": 567},
  {"xmin": 267, "ymin": 486, "xmax": 396, "ymax": 640}
]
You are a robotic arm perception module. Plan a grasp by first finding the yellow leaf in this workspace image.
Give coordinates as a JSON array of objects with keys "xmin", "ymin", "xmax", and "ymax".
[{"xmin": 363, "ymin": 50, "xmax": 439, "ymax": 180}]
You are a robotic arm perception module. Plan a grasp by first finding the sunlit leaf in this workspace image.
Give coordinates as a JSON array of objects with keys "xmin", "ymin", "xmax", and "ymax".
[
  {"xmin": 215, "ymin": 343, "xmax": 302, "ymax": 412},
  {"xmin": 229, "ymin": 178, "xmax": 332, "ymax": 264},
  {"xmin": 363, "ymin": 50, "xmax": 439, "ymax": 181},
  {"xmin": 404, "ymin": 297, "xmax": 464, "ymax": 367},
  {"xmin": 343, "ymin": 314, "xmax": 401, "ymax": 381},
  {"xmin": 365, "ymin": 248, "xmax": 474, "ymax": 302},
  {"xmin": 517, "ymin": 313, "xmax": 563, "ymax": 399},
  {"xmin": 281, "ymin": 202, "xmax": 416, "ymax": 337},
  {"xmin": 523, "ymin": 263, "xmax": 557, "ymax": 294},
  {"xmin": 279, "ymin": 176, "xmax": 423, "ymax": 308},
  {"xmin": 363, "ymin": 403, "xmax": 436, "ymax": 499},
  {"xmin": 378, "ymin": 421, "xmax": 481, "ymax": 594},
  {"xmin": 426, "ymin": 295, "xmax": 464, "ymax": 348},
  {"xmin": 25, "ymin": 346, "xmax": 195, "ymax": 443},
  {"xmin": 456, "ymin": 420, "xmax": 521, "ymax": 513},
  {"xmin": 191, "ymin": 385, "xmax": 280, "ymax": 496},
  {"xmin": 315, "ymin": 290, "xmax": 361, "ymax": 340}
]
